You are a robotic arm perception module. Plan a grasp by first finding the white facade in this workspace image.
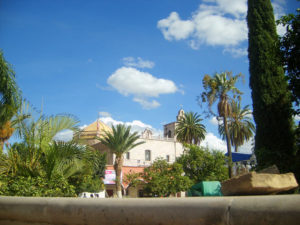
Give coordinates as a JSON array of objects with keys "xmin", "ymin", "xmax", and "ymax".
[
  {"xmin": 122, "ymin": 137, "xmax": 185, "ymax": 167},
  {"xmin": 83, "ymin": 109, "xmax": 186, "ymax": 167}
]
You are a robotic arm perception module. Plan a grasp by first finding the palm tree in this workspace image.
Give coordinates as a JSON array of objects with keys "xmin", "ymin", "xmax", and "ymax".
[
  {"xmin": 0, "ymin": 113, "xmax": 80, "ymax": 176},
  {"xmin": 97, "ymin": 124, "xmax": 145, "ymax": 198},
  {"xmin": 0, "ymin": 114, "xmax": 80, "ymax": 177},
  {"xmin": 200, "ymin": 71, "xmax": 243, "ymax": 178},
  {"xmin": 218, "ymin": 101, "xmax": 255, "ymax": 152},
  {"xmin": 0, "ymin": 101, "xmax": 31, "ymax": 150},
  {"xmin": 41, "ymin": 141, "xmax": 87, "ymax": 180},
  {"xmin": 175, "ymin": 111, "xmax": 206, "ymax": 145},
  {"xmin": 14, "ymin": 114, "xmax": 79, "ymax": 152},
  {"xmin": 0, "ymin": 51, "xmax": 21, "ymax": 152}
]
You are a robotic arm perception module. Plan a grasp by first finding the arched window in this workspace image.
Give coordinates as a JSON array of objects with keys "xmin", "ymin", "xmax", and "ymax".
[
  {"xmin": 145, "ymin": 150, "xmax": 151, "ymax": 161},
  {"xmin": 166, "ymin": 155, "xmax": 170, "ymax": 162},
  {"xmin": 168, "ymin": 130, "xmax": 172, "ymax": 138}
]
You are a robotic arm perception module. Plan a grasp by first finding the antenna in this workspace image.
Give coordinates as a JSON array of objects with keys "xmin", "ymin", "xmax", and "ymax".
[{"xmin": 97, "ymin": 112, "xmax": 100, "ymax": 133}]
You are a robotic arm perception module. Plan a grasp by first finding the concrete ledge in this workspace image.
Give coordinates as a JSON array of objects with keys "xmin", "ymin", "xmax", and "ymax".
[{"xmin": 0, "ymin": 195, "xmax": 299, "ymax": 225}]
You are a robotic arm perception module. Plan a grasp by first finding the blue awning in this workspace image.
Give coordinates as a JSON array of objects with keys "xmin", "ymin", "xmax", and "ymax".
[{"xmin": 225, "ymin": 152, "xmax": 252, "ymax": 162}]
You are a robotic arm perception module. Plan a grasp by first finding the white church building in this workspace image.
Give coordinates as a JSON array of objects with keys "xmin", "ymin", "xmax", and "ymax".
[
  {"xmin": 81, "ymin": 109, "xmax": 186, "ymax": 167},
  {"xmin": 79, "ymin": 109, "xmax": 186, "ymax": 197}
]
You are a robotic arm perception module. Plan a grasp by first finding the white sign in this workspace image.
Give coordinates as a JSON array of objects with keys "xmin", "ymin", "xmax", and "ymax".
[{"xmin": 104, "ymin": 170, "xmax": 122, "ymax": 184}]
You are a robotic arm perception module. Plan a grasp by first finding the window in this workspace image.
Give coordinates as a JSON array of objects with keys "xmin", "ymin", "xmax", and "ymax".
[
  {"xmin": 126, "ymin": 152, "xmax": 130, "ymax": 160},
  {"xmin": 166, "ymin": 155, "xmax": 170, "ymax": 162},
  {"xmin": 168, "ymin": 130, "xmax": 172, "ymax": 138},
  {"xmin": 138, "ymin": 190, "xmax": 144, "ymax": 197},
  {"xmin": 145, "ymin": 150, "xmax": 151, "ymax": 161}
]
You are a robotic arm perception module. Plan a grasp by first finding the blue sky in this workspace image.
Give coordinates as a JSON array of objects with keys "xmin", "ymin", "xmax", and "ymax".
[{"xmin": 1, "ymin": 0, "xmax": 298, "ymax": 152}]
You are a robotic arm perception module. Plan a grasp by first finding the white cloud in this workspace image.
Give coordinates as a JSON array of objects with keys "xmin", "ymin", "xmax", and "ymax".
[
  {"xmin": 158, "ymin": 0, "xmax": 287, "ymax": 54},
  {"xmin": 157, "ymin": 0, "xmax": 248, "ymax": 51},
  {"xmin": 53, "ymin": 124, "xmax": 88, "ymax": 141},
  {"xmin": 272, "ymin": 0, "xmax": 287, "ymax": 36},
  {"xmin": 211, "ymin": 0, "xmax": 247, "ymax": 18},
  {"xmin": 200, "ymin": 132, "xmax": 227, "ymax": 152},
  {"xmin": 272, "ymin": 0, "xmax": 286, "ymax": 19},
  {"xmin": 99, "ymin": 111, "xmax": 111, "ymax": 117},
  {"xmin": 125, "ymin": 120, "xmax": 152, "ymax": 128},
  {"xmin": 108, "ymin": 67, "xmax": 177, "ymax": 97},
  {"xmin": 238, "ymin": 138, "xmax": 254, "ymax": 153},
  {"xmin": 122, "ymin": 57, "xmax": 155, "ymax": 69},
  {"xmin": 192, "ymin": 5, "xmax": 248, "ymax": 47},
  {"xmin": 223, "ymin": 47, "xmax": 247, "ymax": 58},
  {"xmin": 53, "ymin": 129, "xmax": 73, "ymax": 142},
  {"xmin": 99, "ymin": 116, "xmax": 162, "ymax": 136},
  {"xmin": 294, "ymin": 115, "xmax": 300, "ymax": 121},
  {"xmin": 276, "ymin": 23, "xmax": 286, "ymax": 36},
  {"xmin": 157, "ymin": 12, "xmax": 195, "ymax": 41},
  {"xmin": 107, "ymin": 67, "xmax": 178, "ymax": 109},
  {"xmin": 79, "ymin": 124, "xmax": 88, "ymax": 130},
  {"xmin": 200, "ymin": 132, "xmax": 253, "ymax": 153},
  {"xmin": 99, "ymin": 117, "xmax": 123, "ymax": 126},
  {"xmin": 133, "ymin": 97, "xmax": 160, "ymax": 110},
  {"xmin": 209, "ymin": 116, "xmax": 221, "ymax": 126}
]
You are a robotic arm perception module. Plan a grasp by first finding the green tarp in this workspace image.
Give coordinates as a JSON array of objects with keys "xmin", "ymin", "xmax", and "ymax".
[{"xmin": 187, "ymin": 181, "xmax": 222, "ymax": 196}]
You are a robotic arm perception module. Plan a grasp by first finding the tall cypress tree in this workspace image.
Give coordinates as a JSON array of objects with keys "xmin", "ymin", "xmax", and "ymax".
[{"xmin": 247, "ymin": 0, "xmax": 296, "ymax": 173}]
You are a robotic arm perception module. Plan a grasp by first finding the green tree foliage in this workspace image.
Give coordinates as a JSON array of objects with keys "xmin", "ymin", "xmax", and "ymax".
[
  {"xmin": 247, "ymin": 0, "xmax": 296, "ymax": 174},
  {"xmin": 177, "ymin": 145, "xmax": 228, "ymax": 183},
  {"xmin": 41, "ymin": 141, "xmax": 88, "ymax": 180},
  {"xmin": 199, "ymin": 71, "xmax": 243, "ymax": 178},
  {"xmin": 124, "ymin": 171, "xmax": 142, "ymax": 188},
  {"xmin": 277, "ymin": 9, "xmax": 300, "ymax": 111},
  {"xmin": 0, "ymin": 140, "xmax": 106, "ymax": 196},
  {"xmin": 0, "ymin": 51, "xmax": 20, "ymax": 128},
  {"xmin": 69, "ymin": 149, "xmax": 107, "ymax": 194},
  {"xmin": 98, "ymin": 124, "xmax": 145, "ymax": 198},
  {"xmin": 277, "ymin": 10, "xmax": 300, "ymax": 171},
  {"xmin": 0, "ymin": 112, "xmax": 107, "ymax": 196},
  {"xmin": 0, "ymin": 109, "xmax": 30, "ymax": 150},
  {"xmin": 142, "ymin": 158, "xmax": 192, "ymax": 197},
  {"xmin": 0, "ymin": 175, "xmax": 76, "ymax": 197},
  {"xmin": 14, "ymin": 113, "xmax": 80, "ymax": 153},
  {"xmin": 218, "ymin": 101, "xmax": 255, "ymax": 152},
  {"xmin": 0, "ymin": 51, "xmax": 22, "ymax": 152},
  {"xmin": 175, "ymin": 111, "xmax": 206, "ymax": 145}
]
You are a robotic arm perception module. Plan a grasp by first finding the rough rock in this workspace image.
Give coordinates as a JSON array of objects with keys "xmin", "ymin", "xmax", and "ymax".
[
  {"xmin": 257, "ymin": 165, "xmax": 280, "ymax": 174},
  {"xmin": 221, "ymin": 172, "xmax": 298, "ymax": 196}
]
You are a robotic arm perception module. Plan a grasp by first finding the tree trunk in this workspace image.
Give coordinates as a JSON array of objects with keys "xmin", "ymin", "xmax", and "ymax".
[
  {"xmin": 0, "ymin": 140, "xmax": 4, "ymax": 153},
  {"xmin": 235, "ymin": 145, "xmax": 238, "ymax": 152},
  {"xmin": 224, "ymin": 116, "xmax": 233, "ymax": 178},
  {"xmin": 114, "ymin": 156, "xmax": 123, "ymax": 198}
]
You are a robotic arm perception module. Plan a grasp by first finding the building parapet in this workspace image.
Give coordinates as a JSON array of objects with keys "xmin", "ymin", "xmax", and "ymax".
[
  {"xmin": 0, "ymin": 195, "xmax": 299, "ymax": 225},
  {"xmin": 139, "ymin": 135, "xmax": 176, "ymax": 142}
]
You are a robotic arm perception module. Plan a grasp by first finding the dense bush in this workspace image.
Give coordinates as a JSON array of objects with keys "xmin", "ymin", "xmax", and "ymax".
[
  {"xmin": 0, "ymin": 175, "xmax": 76, "ymax": 197},
  {"xmin": 177, "ymin": 145, "xmax": 228, "ymax": 183},
  {"xmin": 142, "ymin": 158, "xmax": 192, "ymax": 197},
  {"xmin": 0, "ymin": 141, "xmax": 106, "ymax": 197}
]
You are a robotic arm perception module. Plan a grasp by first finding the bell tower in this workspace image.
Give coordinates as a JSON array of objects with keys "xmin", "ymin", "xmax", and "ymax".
[
  {"xmin": 176, "ymin": 109, "xmax": 185, "ymax": 121},
  {"xmin": 163, "ymin": 108, "xmax": 185, "ymax": 139}
]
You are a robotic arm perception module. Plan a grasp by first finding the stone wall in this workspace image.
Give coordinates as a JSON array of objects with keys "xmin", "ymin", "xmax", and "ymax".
[{"xmin": 0, "ymin": 195, "xmax": 299, "ymax": 225}]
